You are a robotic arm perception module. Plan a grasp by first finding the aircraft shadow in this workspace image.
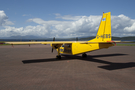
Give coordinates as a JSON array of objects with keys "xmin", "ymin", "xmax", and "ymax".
[
  {"xmin": 98, "ymin": 62, "xmax": 135, "ymax": 70},
  {"xmin": 22, "ymin": 57, "xmax": 71, "ymax": 64},
  {"xmin": 63, "ymin": 54, "xmax": 135, "ymax": 70},
  {"xmin": 22, "ymin": 53, "xmax": 135, "ymax": 70}
]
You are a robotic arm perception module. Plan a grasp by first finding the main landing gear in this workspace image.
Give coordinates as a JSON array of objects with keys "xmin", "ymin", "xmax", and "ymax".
[
  {"xmin": 82, "ymin": 53, "xmax": 87, "ymax": 58},
  {"xmin": 56, "ymin": 48, "xmax": 87, "ymax": 59}
]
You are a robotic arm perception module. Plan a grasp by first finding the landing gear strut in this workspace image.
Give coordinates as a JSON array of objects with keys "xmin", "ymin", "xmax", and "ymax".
[
  {"xmin": 56, "ymin": 47, "xmax": 61, "ymax": 59},
  {"xmin": 82, "ymin": 53, "xmax": 87, "ymax": 58}
]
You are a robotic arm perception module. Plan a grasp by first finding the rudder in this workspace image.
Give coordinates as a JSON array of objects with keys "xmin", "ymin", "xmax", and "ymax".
[{"xmin": 89, "ymin": 12, "xmax": 111, "ymax": 42}]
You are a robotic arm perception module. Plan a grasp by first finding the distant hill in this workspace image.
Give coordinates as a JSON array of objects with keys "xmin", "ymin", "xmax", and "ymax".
[
  {"xmin": 112, "ymin": 36, "xmax": 135, "ymax": 40},
  {"xmin": 0, "ymin": 35, "xmax": 44, "ymax": 39},
  {"xmin": 0, "ymin": 35, "xmax": 135, "ymax": 41},
  {"xmin": 78, "ymin": 36, "xmax": 135, "ymax": 41}
]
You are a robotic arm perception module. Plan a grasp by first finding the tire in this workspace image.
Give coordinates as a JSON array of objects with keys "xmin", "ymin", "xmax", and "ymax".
[{"xmin": 82, "ymin": 53, "xmax": 87, "ymax": 58}]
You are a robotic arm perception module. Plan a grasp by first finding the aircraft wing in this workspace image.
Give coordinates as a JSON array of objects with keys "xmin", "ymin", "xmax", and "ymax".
[
  {"xmin": 80, "ymin": 41, "xmax": 116, "ymax": 44},
  {"xmin": 5, "ymin": 40, "xmax": 133, "ymax": 45},
  {"xmin": 80, "ymin": 41, "xmax": 134, "ymax": 46},
  {"xmin": 4, "ymin": 41, "xmax": 116, "ymax": 45},
  {"xmin": 5, "ymin": 41, "xmax": 86, "ymax": 45}
]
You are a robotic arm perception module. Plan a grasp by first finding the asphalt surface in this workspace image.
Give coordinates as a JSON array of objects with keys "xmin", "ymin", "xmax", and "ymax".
[{"xmin": 0, "ymin": 45, "xmax": 135, "ymax": 90}]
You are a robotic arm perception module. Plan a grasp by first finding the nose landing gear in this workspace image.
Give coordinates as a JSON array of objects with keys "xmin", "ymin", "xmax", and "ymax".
[
  {"xmin": 82, "ymin": 53, "xmax": 87, "ymax": 58},
  {"xmin": 56, "ymin": 47, "xmax": 61, "ymax": 59},
  {"xmin": 56, "ymin": 55, "xmax": 61, "ymax": 59}
]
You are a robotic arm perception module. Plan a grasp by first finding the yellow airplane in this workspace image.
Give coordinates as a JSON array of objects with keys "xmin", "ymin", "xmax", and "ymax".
[{"xmin": 5, "ymin": 12, "xmax": 115, "ymax": 59}]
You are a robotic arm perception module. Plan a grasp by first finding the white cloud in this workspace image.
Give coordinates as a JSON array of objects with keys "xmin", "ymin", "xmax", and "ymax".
[
  {"xmin": 0, "ymin": 11, "xmax": 135, "ymax": 38},
  {"xmin": 0, "ymin": 26, "xmax": 23, "ymax": 37},
  {"xmin": 124, "ymin": 22, "xmax": 135, "ymax": 32},
  {"xmin": 111, "ymin": 14, "xmax": 135, "ymax": 36},
  {"xmin": 0, "ymin": 10, "xmax": 14, "ymax": 26}
]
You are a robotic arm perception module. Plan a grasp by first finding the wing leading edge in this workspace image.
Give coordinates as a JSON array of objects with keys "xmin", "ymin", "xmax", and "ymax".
[
  {"xmin": 5, "ymin": 41, "xmax": 116, "ymax": 45},
  {"xmin": 5, "ymin": 41, "xmax": 86, "ymax": 45}
]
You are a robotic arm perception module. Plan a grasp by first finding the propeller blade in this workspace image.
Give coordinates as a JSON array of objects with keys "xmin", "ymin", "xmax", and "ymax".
[
  {"xmin": 76, "ymin": 37, "xmax": 78, "ymax": 41},
  {"xmin": 52, "ymin": 48, "xmax": 53, "ymax": 53},
  {"xmin": 51, "ymin": 37, "xmax": 55, "ymax": 53},
  {"xmin": 53, "ymin": 37, "xmax": 55, "ymax": 41}
]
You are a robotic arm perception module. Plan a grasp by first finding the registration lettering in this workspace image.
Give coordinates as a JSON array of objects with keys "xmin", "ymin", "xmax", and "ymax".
[{"xmin": 96, "ymin": 34, "xmax": 111, "ymax": 39}]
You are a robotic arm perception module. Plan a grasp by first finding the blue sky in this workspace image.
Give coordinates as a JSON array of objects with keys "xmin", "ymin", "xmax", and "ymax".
[{"xmin": 0, "ymin": 0, "xmax": 135, "ymax": 38}]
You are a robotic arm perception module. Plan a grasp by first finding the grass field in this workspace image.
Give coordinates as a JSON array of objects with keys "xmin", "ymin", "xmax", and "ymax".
[{"xmin": 116, "ymin": 43, "xmax": 135, "ymax": 46}]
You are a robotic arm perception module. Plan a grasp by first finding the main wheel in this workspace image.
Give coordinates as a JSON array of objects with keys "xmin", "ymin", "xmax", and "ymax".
[
  {"xmin": 82, "ymin": 53, "xmax": 87, "ymax": 58},
  {"xmin": 56, "ymin": 55, "xmax": 61, "ymax": 59}
]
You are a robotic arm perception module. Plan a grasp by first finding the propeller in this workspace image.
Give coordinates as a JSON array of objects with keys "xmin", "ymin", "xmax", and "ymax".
[
  {"xmin": 51, "ymin": 37, "xmax": 55, "ymax": 53},
  {"xmin": 52, "ymin": 48, "xmax": 53, "ymax": 53}
]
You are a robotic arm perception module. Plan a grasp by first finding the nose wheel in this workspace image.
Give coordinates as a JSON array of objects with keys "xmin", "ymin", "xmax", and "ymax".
[
  {"xmin": 82, "ymin": 53, "xmax": 87, "ymax": 58},
  {"xmin": 56, "ymin": 55, "xmax": 61, "ymax": 59}
]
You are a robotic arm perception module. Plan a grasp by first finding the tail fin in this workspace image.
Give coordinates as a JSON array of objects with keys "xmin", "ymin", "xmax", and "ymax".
[{"xmin": 89, "ymin": 12, "xmax": 111, "ymax": 42}]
